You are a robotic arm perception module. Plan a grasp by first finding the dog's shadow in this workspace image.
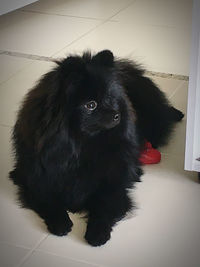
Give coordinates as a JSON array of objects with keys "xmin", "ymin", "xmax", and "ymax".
[
  {"xmin": 68, "ymin": 212, "xmax": 88, "ymax": 243},
  {"xmin": 24, "ymin": 209, "xmax": 88, "ymax": 244}
]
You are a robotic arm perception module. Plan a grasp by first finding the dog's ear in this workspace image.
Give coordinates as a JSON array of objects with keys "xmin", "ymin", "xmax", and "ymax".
[{"xmin": 92, "ymin": 50, "xmax": 114, "ymax": 67}]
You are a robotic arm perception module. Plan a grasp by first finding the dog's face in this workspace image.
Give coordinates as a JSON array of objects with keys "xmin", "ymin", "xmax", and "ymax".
[
  {"xmin": 59, "ymin": 50, "xmax": 128, "ymax": 136},
  {"xmin": 75, "ymin": 72, "xmax": 125, "ymax": 136}
]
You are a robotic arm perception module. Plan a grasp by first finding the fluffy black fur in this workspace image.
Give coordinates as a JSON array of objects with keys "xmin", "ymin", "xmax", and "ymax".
[{"xmin": 9, "ymin": 50, "xmax": 184, "ymax": 246}]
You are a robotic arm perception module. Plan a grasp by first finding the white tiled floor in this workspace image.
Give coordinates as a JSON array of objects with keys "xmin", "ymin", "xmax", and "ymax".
[
  {"xmin": 22, "ymin": 0, "xmax": 133, "ymax": 20},
  {"xmin": 0, "ymin": 0, "xmax": 192, "ymax": 75},
  {"xmin": 0, "ymin": 11, "xmax": 100, "ymax": 57},
  {"xmin": 0, "ymin": 1, "xmax": 199, "ymax": 267},
  {"xmin": 53, "ymin": 22, "xmax": 191, "ymax": 75}
]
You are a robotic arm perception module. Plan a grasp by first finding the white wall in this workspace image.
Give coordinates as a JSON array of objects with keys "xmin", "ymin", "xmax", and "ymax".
[{"xmin": 0, "ymin": 0, "xmax": 38, "ymax": 15}]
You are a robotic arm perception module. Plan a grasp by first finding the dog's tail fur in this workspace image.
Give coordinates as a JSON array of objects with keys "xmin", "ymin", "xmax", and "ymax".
[{"xmin": 169, "ymin": 107, "xmax": 184, "ymax": 122}]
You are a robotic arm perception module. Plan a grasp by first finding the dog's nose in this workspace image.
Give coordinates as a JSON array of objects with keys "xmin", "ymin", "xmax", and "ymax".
[{"xmin": 113, "ymin": 112, "xmax": 121, "ymax": 122}]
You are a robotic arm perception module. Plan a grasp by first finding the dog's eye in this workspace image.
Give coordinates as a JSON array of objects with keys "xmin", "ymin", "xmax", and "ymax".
[{"xmin": 84, "ymin": 101, "xmax": 97, "ymax": 111}]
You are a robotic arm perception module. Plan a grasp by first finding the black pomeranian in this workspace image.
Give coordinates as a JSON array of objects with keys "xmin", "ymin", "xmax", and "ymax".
[{"xmin": 9, "ymin": 50, "xmax": 184, "ymax": 246}]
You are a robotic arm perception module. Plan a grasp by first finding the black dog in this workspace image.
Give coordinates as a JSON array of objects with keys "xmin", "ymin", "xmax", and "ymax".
[{"xmin": 9, "ymin": 50, "xmax": 183, "ymax": 246}]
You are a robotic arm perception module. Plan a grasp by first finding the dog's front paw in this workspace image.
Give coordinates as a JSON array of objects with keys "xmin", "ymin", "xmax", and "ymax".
[
  {"xmin": 45, "ymin": 213, "xmax": 73, "ymax": 236},
  {"xmin": 85, "ymin": 223, "xmax": 111, "ymax": 246}
]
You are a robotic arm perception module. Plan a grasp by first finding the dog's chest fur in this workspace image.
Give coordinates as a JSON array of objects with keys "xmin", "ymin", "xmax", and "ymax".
[{"xmin": 61, "ymin": 135, "xmax": 136, "ymax": 212}]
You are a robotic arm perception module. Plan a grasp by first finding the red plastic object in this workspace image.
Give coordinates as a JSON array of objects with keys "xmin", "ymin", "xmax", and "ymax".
[{"xmin": 139, "ymin": 141, "xmax": 161, "ymax": 165}]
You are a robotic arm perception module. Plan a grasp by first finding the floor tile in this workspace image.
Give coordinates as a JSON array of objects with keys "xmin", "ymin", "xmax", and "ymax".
[
  {"xmin": 22, "ymin": 0, "xmax": 133, "ymax": 20},
  {"xmin": 0, "ymin": 11, "xmax": 100, "ymax": 57},
  {"xmin": 170, "ymin": 81, "xmax": 188, "ymax": 114},
  {"xmin": 36, "ymin": 154, "xmax": 199, "ymax": 267},
  {"xmin": 0, "ymin": 55, "xmax": 33, "ymax": 85},
  {"xmin": 22, "ymin": 250, "xmax": 98, "ymax": 267},
  {"xmin": 113, "ymin": 0, "xmax": 192, "ymax": 28},
  {"xmin": 53, "ymin": 21, "xmax": 191, "ymax": 75},
  {"xmin": 52, "ymin": 20, "xmax": 143, "ymax": 59},
  {"xmin": 159, "ymin": 80, "xmax": 188, "ymax": 156},
  {"xmin": 0, "ymin": 124, "xmax": 48, "ymax": 249},
  {"xmin": 0, "ymin": 60, "xmax": 55, "ymax": 126},
  {"xmin": 0, "ymin": 243, "xmax": 29, "ymax": 267},
  {"xmin": 160, "ymin": 120, "xmax": 187, "ymax": 157},
  {"xmin": 127, "ymin": 26, "xmax": 191, "ymax": 76}
]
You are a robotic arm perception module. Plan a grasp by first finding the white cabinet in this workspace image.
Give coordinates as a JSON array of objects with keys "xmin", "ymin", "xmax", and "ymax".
[
  {"xmin": 0, "ymin": 0, "xmax": 38, "ymax": 15},
  {"xmin": 185, "ymin": 0, "xmax": 200, "ymax": 172}
]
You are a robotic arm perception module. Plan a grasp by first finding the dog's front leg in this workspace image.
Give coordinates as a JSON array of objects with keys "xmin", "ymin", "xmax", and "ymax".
[
  {"xmin": 85, "ymin": 190, "xmax": 132, "ymax": 246},
  {"xmin": 43, "ymin": 208, "xmax": 73, "ymax": 237},
  {"xmin": 28, "ymin": 197, "xmax": 73, "ymax": 236}
]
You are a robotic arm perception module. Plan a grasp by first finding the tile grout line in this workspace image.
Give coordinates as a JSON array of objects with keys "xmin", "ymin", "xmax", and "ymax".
[
  {"xmin": 0, "ymin": 240, "xmax": 33, "ymax": 251},
  {"xmin": 50, "ymin": 19, "xmax": 112, "ymax": 57},
  {"xmin": 0, "ymin": 123, "xmax": 12, "ymax": 128},
  {"xmin": 169, "ymin": 80, "xmax": 186, "ymax": 99},
  {"xmin": 105, "ymin": 0, "xmax": 136, "ymax": 20},
  {"xmin": 0, "ymin": 50, "xmax": 54, "ymax": 62},
  {"xmin": 15, "ymin": 234, "xmax": 49, "ymax": 267},
  {"xmin": 145, "ymin": 70, "xmax": 188, "ymax": 81},
  {"xmin": 20, "ymin": 9, "xmax": 118, "ymax": 22},
  {"xmin": 0, "ymin": 61, "xmax": 34, "ymax": 86},
  {"xmin": 34, "ymin": 249, "xmax": 108, "ymax": 267},
  {"xmin": 0, "ymin": 50, "xmax": 189, "ymax": 81}
]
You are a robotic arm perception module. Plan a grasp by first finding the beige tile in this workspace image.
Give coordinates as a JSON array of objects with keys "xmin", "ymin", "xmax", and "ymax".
[
  {"xmin": 0, "ymin": 55, "xmax": 33, "ymax": 85},
  {"xmin": 0, "ymin": 243, "xmax": 29, "ymax": 267},
  {"xmin": 22, "ymin": 250, "xmax": 96, "ymax": 267},
  {"xmin": 127, "ymin": 25, "xmax": 191, "ymax": 76},
  {"xmin": 160, "ymin": 120, "xmax": 186, "ymax": 157},
  {"xmin": 0, "ymin": 126, "xmax": 48, "ymax": 248},
  {"xmin": 54, "ymin": 21, "xmax": 191, "ymax": 75},
  {"xmin": 113, "ymin": 0, "xmax": 192, "ymax": 29},
  {"xmin": 0, "ymin": 186, "xmax": 47, "ymax": 249},
  {"xmin": 170, "ymin": 81, "xmax": 188, "ymax": 114},
  {"xmin": 22, "ymin": 0, "xmax": 133, "ymax": 20},
  {"xmin": 0, "ymin": 60, "xmax": 55, "ymax": 127},
  {"xmin": 0, "ymin": 11, "xmax": 100, "ymax": 57}
]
